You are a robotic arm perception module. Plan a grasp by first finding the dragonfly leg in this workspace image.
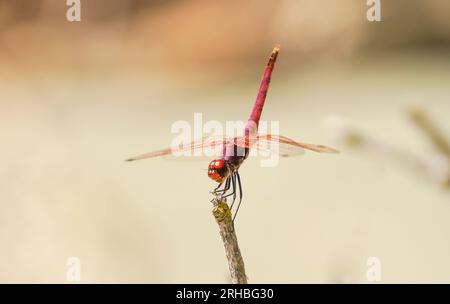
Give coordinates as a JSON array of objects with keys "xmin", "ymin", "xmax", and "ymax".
[
  {"xmin": 222, "ymin": 174, "xmax": 236, "ymax": 203},
  {"xmin": 232, "ymin": 172, "xmax": 243, "ymax": 223},
  {"xmin": 212, "ymin": 177, "xmax": 230, "ymax": 196},
  {"xmin": 211, "ymin": 181, "xmax": 225, "ymax": 198},
  {"xmin": 229, "ymin": 173, "xmax": 237, "ymax": 210},
  {"xmin": 213, "ymin": 182, "xmax": 223, "ymax": 192}
]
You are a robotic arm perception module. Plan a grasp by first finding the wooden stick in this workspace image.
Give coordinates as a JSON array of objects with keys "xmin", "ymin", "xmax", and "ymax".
[{"xmin": 212, "ymin": 199, "xmax": 247, "ymax": 284}]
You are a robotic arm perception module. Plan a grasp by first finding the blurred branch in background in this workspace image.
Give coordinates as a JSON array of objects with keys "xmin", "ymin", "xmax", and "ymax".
[
  {"xmin": 408, "ymin": 107, "xmax": 450, "ymax": 159},
  {"xmin": 326, "ymin": 116, "xmax": 450, "ymax": 189}
]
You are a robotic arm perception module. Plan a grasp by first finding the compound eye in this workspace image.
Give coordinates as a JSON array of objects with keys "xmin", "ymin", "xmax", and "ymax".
[{"xmin": 213, "ymin": 160, "xmax": 225, "ymax": 169}]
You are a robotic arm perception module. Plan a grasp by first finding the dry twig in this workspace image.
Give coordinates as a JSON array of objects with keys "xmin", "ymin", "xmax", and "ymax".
[{"xmin": 212, "ymin": 199, "xmax": 247, "ymax": 284}]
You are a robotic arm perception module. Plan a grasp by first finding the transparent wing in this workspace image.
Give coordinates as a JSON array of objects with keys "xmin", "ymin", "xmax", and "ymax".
[
  {"xmin": 233, "ymin": 133, "xmax": 339, "ymax": 157},
  {"xmin": 261, "ymin": 134, "xmax": 339, "ymax": 154},
  {"xmin": 249, "ymin": 139, "xmax": 305, "ymax": 157},
  {"xmin": 126, "ymin": 133, "xmax": 339, "ymax": 161},
  {"xmin": 126, "ymin": 135, "xmax": 230, "ymax": 161}
]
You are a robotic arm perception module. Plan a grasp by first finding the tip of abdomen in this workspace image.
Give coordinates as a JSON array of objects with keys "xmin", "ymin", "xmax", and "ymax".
[{"xmin": 268, "ymin": 45, "xmax": 280, "ymax": 68}]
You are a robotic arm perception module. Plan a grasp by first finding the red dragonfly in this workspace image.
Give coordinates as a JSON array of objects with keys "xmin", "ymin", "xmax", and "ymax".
[{"xmin": 127, "ymin": 46, "xmax": 338, "ymax": 220}]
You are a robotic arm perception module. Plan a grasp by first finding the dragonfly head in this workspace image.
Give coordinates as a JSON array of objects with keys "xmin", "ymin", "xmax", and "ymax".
[{"xmin": 207, "ymin": 159, "xmax": 230, "ymax": 183}]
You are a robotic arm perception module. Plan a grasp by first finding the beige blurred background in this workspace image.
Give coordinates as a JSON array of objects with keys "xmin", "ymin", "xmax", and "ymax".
[{"xmin": 1, "ymin": 0, "xmax": 450, "ymax": 283}]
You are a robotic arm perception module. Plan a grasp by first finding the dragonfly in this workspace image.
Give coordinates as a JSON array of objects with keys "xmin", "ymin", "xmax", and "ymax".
[{"xmin": 127, "ymin": 46, "xmax": 338, "ymax": 221}]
